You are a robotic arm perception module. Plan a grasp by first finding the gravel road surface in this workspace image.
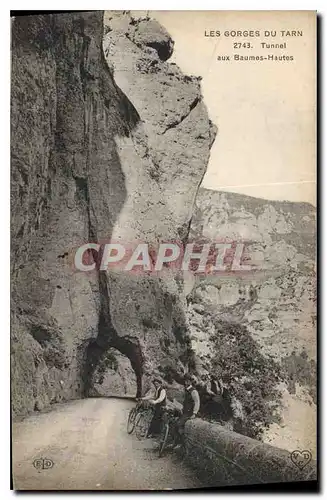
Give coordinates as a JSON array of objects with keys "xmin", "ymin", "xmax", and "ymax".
[{"xmin": 12, "ymin": 398, "xmax": 203, "ymax": 491}]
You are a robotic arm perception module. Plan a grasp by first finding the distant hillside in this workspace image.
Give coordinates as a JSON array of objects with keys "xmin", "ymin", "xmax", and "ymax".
[
  {"xmin": 186, "ymin": 188, "xmax": 316, "ymax": 451},
  {"xmin": 190, "ymin": 188, "xmax": 316, "ymax": 259}
]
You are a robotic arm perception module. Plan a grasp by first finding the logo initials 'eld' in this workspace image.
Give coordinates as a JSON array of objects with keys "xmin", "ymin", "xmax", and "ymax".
[{"xmin": 33, "ymin": 458, "xmax": 54, "ymax": 471}]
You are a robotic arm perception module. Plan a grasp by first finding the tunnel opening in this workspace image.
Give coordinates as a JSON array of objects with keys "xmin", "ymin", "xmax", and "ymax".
[
  {"xmin": 90, "ymin": 346, "xmax": 138, "ymax": 398},
  {"xmin": 82, "ymin": 271, "xmax": 144, "ymax": 399}
]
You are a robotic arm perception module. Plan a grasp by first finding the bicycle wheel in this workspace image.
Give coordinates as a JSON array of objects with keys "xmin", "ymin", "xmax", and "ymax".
[
  {"xmin": 135, "ymin": 411, "xmax": 151, "ymax": 440},
  {"xmin": 158, "ymin": 422, "xmax": 170, "ymax": 457},
  {"xmin": 127, "ymin": 407, "xmax": 137, "ymax": 434}
]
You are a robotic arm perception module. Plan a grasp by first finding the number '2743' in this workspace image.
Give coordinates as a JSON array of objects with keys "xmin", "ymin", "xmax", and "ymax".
[{"xmin": 234, "ymin": 42, "xmax": 252, "ymax": 48}]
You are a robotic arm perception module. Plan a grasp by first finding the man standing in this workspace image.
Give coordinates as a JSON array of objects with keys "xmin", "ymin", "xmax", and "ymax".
[
  {"xmin": 142, "ymin": 377, "xmax": 167, "ymax": 437},
  {"xmin": 174, "ymin": 374, "xmax": 200, "ymax": 448}
]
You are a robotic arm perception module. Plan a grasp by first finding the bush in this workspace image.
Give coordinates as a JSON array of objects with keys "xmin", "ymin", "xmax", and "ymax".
[{"xmin": 208, "ymin": 320, "xmax": 284, "ymax": 439}]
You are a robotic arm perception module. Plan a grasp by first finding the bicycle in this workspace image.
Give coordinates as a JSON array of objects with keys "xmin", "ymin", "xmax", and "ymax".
[
  {"xmin": 134, "ymin": 404, "xmax": 155, "ymax": 440},
  {"xmin": 127, "ymin": 399, "xmax": 142, "ymax": 435},
  {"xmin": 127, "ymin": 399, "xmax": 154, "ymax": 440},
  {"xmin": 158, "ymin": 406, "xmax": 183, "ymax": 457}
]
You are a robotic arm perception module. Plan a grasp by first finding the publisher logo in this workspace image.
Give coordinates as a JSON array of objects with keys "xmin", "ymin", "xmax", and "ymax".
[
  {"xmin": 290, "ymin": 450, "xmax": 312, "ymax": 470},
  {"xmin": 33, "ymin": 458, "xmax": 54, "ymax": 471}
]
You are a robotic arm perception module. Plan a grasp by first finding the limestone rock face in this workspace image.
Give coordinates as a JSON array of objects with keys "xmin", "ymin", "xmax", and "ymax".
[
  {"xmin": 103, "ymin": 12, "xmax": 215, "ymax": 238},
  {"xmin": 11, "ymin": 11, "xmax": 215, "ymax": 415},
  {"xmin": 189, "ymin": 189, "xmax": 316, "ymax": 362},
  {"xmin": 187, "ymin": 188, "xmax": 316, "ymax": 445},
  {"xmin": 11, "ymin": 9, "xmax": 315, "ymax": 456},
  {"xmin": 11, "ymin": 11, "xmax": 129, "ymax": 415},
  {"xmin": 90, "ymin": 12, "xmax": 216, "ymax": 392}
]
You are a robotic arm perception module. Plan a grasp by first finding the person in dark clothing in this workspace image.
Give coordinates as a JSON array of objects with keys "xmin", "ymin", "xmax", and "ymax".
[
  {"xmin": 219, "ymin": 384, "xmax": 234, "ymax": 422},
  {"xmin": 143, "ymin": 377, "xmax": 167, "ymax": 437},
  {"xmin": 207, "ymin": 379, "xmax": 234, "ymax": 424},
  {"xmin": 194, "ymin": 374, "xmax": 214, "ymax": 411},
  {"xmin": 174, "ymin": 374, "xmax": 200, "ymax": 448},
  {"xmin": 210, "ymin": 376, "xmax": 224, "ymax": 396}
]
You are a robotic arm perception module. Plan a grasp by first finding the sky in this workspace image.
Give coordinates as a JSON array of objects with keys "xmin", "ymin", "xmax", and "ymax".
[{"xmin": 149, "ymin": 10, "xmax": 316, "ymax": 205}]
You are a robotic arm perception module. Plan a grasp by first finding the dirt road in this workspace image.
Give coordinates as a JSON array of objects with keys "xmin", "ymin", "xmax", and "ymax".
[{"xmin": 12, "ymin": 398, "xmax": 203, "ymax": 491}]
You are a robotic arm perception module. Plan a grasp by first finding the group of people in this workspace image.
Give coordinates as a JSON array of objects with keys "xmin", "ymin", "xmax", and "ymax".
[
  {"xmin": 193, "ymin": 373, "xmax": 225, "ymax": 400},
  {"xmin": 139, "ymin": 372, "xmax": 224, "ymax": 448},
  {"xmin": 196, "ymin": 372, "xmax": 235, "ymax": 423}
]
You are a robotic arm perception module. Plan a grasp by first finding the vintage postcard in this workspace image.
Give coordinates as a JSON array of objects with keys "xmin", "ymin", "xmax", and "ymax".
[{"xmin": 11, "ymin": 10, "xmax": 317, "ymax": 490}]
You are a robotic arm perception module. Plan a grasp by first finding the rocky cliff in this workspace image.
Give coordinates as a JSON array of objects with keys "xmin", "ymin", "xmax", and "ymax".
[
  {"xmin": 186, "ymin": 188, "xmax": 316, "ymax": 450},
  {"xmin": 11, "ymin": 11, "xmax": 215, "ymax": 415},
  {"xmin": 11, "ymin": 12, "xmax": 316, "ymax": 456}
]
